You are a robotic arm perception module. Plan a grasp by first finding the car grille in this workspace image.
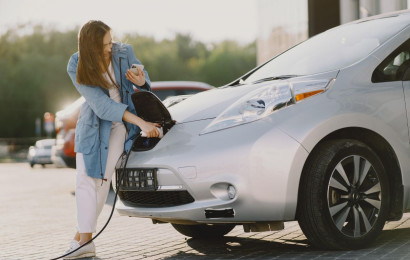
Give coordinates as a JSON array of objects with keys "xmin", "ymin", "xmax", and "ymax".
[
  {"xmin": 118, "ymin": 190, "xmax": 195, "ymax": 207},
  {"xmin": 116, "ymin": 168, "xmax": 195, "ymax": 207},
  {"xmin": 117, "ymin": 168, "xmax": 158, "ymax": 191}
]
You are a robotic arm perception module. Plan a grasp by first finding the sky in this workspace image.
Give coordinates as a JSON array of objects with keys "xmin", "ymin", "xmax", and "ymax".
[{"xmin": 0, "ymin": 0, "xmax": 259, "ymax": 44}]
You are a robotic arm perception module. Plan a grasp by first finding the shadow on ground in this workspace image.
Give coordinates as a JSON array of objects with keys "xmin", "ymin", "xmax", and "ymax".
[
  {"xmin": 68, "ymin": 186, "xmax": 410, "ymax": 260},
  {"xmin": 53, "ymin": 228, "xmax": 410, "ymax": 260},
  {"xmin": 163, "ymin": 227, "xmax": 410, "ymax": 259}
]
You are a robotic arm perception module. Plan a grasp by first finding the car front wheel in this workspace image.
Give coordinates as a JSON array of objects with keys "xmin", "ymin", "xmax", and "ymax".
[
  {"xmin": 297, "ymin": 139, "xmax": 389, "ymax": 249},
  {"xmin": 172, "ymin": 223, "xmax": 236, "ymax": 239}
]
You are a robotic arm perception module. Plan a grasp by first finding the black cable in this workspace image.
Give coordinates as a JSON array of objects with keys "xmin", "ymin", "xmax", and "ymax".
[{"xmin": 50, "ymin": 142, "xmax": 133, "ymax": 260}]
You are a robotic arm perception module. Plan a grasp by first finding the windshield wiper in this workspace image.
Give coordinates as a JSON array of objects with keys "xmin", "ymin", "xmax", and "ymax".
[{"xmin": 252, "ymin": 75, "xmax": 299, "ymax": 84}]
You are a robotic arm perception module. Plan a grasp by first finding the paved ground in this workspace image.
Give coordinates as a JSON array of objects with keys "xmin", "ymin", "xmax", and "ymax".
[{"xmin": 1, "ymin": 163, "xmax": 410, "ymax": 260}]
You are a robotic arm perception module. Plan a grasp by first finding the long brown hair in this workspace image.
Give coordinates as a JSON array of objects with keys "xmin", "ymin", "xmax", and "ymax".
[{"xmin": 76, "ymin": 20, "xmax": 116, "ymax": 89}]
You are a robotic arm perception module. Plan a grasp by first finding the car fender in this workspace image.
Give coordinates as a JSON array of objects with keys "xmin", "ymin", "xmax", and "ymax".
[{"xmin": 278, "ymin": 103, "xmax": 410, "ymax": 215}]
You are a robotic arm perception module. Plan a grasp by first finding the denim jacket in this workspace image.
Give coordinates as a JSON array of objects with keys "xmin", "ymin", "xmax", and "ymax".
[{"xmin": 67, "ymin": 42, "xmax": 151, "ymax": 179}]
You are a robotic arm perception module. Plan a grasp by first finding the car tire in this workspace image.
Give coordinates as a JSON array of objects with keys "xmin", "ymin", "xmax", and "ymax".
[
  {"xmin": 171, "ymin": 223, "xmax": 236, "ymax": 239},
  {"xmin": 297, "ymin": 139, "xmax": 389, "ymax": 250}
]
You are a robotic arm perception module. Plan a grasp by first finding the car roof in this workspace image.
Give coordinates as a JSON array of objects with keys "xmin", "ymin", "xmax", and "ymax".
[
  {"xmin": 36, "ymin": 139, "xmax": 55, "ymax": 146},
  {"xmin": 56, "ymin": 97, "xmax": 85, "ymax": 118},
  {"xmin": 55, "ymin": 81, "xmax": 213, "ymax": 116},
  {"xmin": 347, "ymin": 9, "xmax": 410, "ymax": 25}
]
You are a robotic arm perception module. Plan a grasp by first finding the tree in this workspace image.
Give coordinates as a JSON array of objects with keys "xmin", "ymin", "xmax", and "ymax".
[{"xmin": 0, "ymin": 24, "xmax": 256, "ymax": 138}]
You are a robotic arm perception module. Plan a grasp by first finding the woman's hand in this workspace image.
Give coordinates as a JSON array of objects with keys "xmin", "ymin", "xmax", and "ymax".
[
  {"xmin": 125, "ymin": 68, "xmax": 146, "ymax": 86},
  {"xmin": 139, "ymin": 120, "xmax": 161, "ymax": 138},
  {"xmin": 122, "ymin": 110, "xmax": 161, "ymax": 138}
]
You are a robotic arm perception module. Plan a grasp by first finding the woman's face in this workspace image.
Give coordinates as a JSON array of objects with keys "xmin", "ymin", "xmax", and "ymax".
[{"xmin": 103, "ymin": 31, "xmax": 113, "ymax": 59}]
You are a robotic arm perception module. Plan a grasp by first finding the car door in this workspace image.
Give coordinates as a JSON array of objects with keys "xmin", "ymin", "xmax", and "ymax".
[
  {"xmin": 372, "ymin": 38, "xmax": 410, "ymax": 141},
  {"xmin": 400, "ymin": 52, "xmax": 410, "ymax": 140}
]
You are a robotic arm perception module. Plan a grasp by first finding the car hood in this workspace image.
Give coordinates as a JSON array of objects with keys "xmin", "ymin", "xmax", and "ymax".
[
  {"xmin": 168, "ymin": 71, "xmax": 339, "ymax": 124},
  {"xmin": 168, "ymin": 84, "xmax": 259, "ymax": 123}
]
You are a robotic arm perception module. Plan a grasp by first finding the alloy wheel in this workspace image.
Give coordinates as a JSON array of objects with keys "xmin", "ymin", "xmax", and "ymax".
[{"xmin": 327, "ymin": 155, "xmax": 382, "ymax": 238}]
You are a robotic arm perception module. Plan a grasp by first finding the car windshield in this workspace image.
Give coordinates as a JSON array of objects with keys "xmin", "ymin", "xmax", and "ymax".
[{"xmin": 244, "ymin": 14, "xmax": 410, "ymax": 83}]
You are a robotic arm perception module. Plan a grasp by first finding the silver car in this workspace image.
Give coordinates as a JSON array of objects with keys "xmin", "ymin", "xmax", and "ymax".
[
  {"xmin": 114, "ymin": 10, "xmax": 410, "ymax": 249},
  {"xmin": 27, "ymin": 139, "xmax": 55, "ymax": 167}
]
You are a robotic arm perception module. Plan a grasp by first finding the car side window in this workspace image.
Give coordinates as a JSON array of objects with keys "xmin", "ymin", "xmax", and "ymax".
[{"xmin": 372, "ymin": 40, "xmax": 410, "ymax": 83}]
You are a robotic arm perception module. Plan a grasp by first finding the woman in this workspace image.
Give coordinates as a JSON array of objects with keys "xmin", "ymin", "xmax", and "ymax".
[{"xmin": 64, "ymin": 20, "xmax": 159, "ymax": 259}]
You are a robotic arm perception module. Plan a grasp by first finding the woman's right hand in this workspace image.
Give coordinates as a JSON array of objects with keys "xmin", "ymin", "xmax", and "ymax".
[
  {"xmin": 122, "ymin": 110, "xmax": 161, "ymax": 138},
  {"xmin": 139, "ymin": 120, "xmax": 161, "ymax": 138}
]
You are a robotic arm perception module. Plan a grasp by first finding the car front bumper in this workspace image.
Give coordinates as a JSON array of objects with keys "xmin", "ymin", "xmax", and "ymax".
[
  {"xmin": 33, "ymin": 155, "xmax": 53, "ymax": 164},
  {"xmin": 115, "ymin": 118, "xmax": 308, "ymax": 223}
]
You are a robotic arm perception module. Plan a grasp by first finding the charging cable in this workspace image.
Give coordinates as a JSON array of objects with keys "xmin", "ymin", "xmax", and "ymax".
[{"xmin": 50, "ymin": 144, "xmax": 133, "ymax": 260}]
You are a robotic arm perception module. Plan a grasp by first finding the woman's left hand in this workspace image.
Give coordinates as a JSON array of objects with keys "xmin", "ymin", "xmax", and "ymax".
[{"xmin": 125, "ymin": 68, "xmax": 146, "ymax": 86}]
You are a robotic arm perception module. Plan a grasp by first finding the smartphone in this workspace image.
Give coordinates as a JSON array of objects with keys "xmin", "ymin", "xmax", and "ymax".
[{"xmin": 130, "ymin": 64, "xmax": 144, "ymax": 75}]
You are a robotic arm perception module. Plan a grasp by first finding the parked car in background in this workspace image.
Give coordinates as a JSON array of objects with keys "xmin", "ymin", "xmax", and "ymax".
[
  {"xmin": 52, "ymin": 81, "xmax": 213, "ymax": 168},
  {"xmin": 114, "ymin": 10, "xmax": 410, "ymax": 250},
  {"xmin": 150, "ymin": 81, "xmax": 213, "ymax": 100},
  {"xmin": 27, "ymin": 139, "xmax": 55, "ymax": 167},
  {"xmin": 51, "ymin": 97, "xmax": 83, "ymax": 168}
]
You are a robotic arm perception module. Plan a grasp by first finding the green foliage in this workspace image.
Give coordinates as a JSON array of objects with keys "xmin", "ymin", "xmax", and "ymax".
[{"xmin": 0, "ymin": 24, "xmax": 256, "ymax": 138}]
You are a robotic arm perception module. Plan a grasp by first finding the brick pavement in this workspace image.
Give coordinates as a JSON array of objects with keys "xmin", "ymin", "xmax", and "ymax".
[{"xmin": 1, "ymin": 163, "xmax": 410, "ymax": 260}]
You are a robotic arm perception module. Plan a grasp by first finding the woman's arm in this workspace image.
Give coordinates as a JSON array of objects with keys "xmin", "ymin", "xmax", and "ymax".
[
  {"xmin": 122, "ymin": 110, "xmax": 160, "ymax": 138},
  {"xmin": 67, "ymin": 54, "xmax": 127, "ymax": 123}
]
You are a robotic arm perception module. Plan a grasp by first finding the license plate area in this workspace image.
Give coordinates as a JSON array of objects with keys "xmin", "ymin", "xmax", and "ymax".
[{"xmin": 116, "ymin": 168, "xmax": 158, "ymax": 191}]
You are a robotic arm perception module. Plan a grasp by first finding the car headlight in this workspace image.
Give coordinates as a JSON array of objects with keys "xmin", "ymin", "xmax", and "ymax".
[{"xmin": 200, "ymin": 79, "xmax": 334, "ymax": 135}]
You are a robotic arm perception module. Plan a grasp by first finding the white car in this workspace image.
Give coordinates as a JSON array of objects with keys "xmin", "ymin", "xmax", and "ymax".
[
  {"xmin": 27, "ymin": 139, "xmax": 55, "ymax": 167},
  {"xmin": 114, "ymin": 10, "xmax": 410, "ymax": 249}
]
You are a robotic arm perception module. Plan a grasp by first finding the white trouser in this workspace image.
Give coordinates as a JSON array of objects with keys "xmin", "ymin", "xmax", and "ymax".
[{"xmin": 75, "ymin": 123, "xmax": 126, "ymax": 233}]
